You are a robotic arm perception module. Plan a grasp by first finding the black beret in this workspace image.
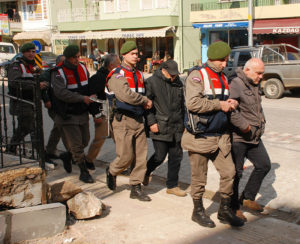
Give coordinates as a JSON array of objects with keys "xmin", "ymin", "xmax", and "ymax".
[
  {"xmin": 20, "ymin": 42, "xmax": 36, "ymax": 53},
  {"xmin": 63, "ymin": 45, "xmax": 80, "ymax": 58}
]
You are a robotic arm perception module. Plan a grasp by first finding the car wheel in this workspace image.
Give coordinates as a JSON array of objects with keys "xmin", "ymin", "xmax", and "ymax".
[{"xmin": 263, "ymin": 78, "xmax": 284, "ymax": 99}]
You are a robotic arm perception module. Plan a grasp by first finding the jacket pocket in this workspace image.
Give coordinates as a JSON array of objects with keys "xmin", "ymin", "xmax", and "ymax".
[{"xmin": 156, "ymin": 114, "xmax": 169, "ymax": 134}]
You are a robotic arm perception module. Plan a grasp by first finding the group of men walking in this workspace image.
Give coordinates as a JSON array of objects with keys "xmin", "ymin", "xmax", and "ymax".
[{"xmin": 7, "ymin": 40, "xmax": 271, "ymax": 229}]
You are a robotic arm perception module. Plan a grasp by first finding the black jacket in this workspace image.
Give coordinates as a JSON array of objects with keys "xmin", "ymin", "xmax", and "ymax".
[
  {"xmin": 88, "ymin": 66, "xmax": 108, "ymax": 116},
  {"xmin": 145, "ymin": 68, "xmax": 184, "ymax": 142}
]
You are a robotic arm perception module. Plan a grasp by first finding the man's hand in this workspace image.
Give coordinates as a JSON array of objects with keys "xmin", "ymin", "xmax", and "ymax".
[
  {"xmin": 220, "ymin": 101, "xmax": 233, "ymax": 112},
  {"xmin": 150, "ymin": 123, "xmax": 159, "ymax": 133},
  {"xmin": 44, "ymin": 101, "xmax": 51, "ymax": 109},
  {"xmin": 83, "ymin": 95, "xmax": 97, "ymax": 105},
  {"xmin": 93, "ymin": 117, "xmax": 103, "ymax": 124},
  {"xmin": 227, "ymin": 99, "xmax": 239, "ymax": 110},
  {"xmin": 144, "ymin": 99, "xmax": 153, "ymax": 110},
  {"xmin": 40, "ymin": 81, "xmax": 49, "ymax": 90},
  {"xmin": 241, "ymin": 125, "xmax": 251, "ymax": 133}
]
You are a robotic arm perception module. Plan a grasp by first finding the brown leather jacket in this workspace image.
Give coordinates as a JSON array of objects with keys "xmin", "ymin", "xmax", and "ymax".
[{"xmin": 229, "ymin": 68, "xmax": 266, "ymax": 144}]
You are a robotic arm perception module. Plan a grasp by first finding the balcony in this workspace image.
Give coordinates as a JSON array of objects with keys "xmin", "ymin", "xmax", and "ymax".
[
  {"xmin": 190, "ymin": 0, "xmax": 300, "ymax": 23},
  {"xmin": 191, "ymin": 0, "xmax": 300, "ymax": 12}
]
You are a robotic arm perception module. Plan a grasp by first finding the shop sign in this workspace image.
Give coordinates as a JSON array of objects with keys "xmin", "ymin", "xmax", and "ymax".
[
  {"xmin": 193, "ymin": 21, "xmax": 248, "ymax": 29},
  {"xmin": 121, "ymin": 33, "xmax": 145, "ymax": 38},
  {"xmin": 0, "ymin": 14, "xmax": 9, "ymax": 36},
  {"xmin": 273, "ymin": 28, "xmax": 300, "ymax": 34}
]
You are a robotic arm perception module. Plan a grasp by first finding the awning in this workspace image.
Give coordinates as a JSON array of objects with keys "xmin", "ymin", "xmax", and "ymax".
[
  {"xmin": 253, "ymin": 18, "xmax": 300, "ymax": 34},
  {"xmin": 13, "ymin": 30, "xmax": 52, "ymax": 45},
  {"xmin": 52, "ymin": 26, "xmax": 175, "ymax": 40},
  {"xmin": 193, "ymin": 21, "xmax": 248, "ymax": 29}
]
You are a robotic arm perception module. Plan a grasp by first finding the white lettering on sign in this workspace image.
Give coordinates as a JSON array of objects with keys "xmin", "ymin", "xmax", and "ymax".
[{"xmin": 273, "ymin": 28, "xmax": 300, "ymax": 34}]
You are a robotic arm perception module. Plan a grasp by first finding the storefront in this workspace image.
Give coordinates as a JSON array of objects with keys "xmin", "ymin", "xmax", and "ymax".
[
  {"xmin": 52, "ymin": 26, "xmax": 176, "ymax": 60},
  {"xmin": 253, "ymin": 18, "xmax": 300, "ymax": 49},
  {"xmin": 192, "ymin": 21, "xmax": 248, "ymax": 63}
]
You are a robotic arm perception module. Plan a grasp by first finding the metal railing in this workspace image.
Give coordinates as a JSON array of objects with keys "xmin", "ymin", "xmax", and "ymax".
[
  {"xmin": 191, "ymin": 0, "xmax": 300, "ymax": 11},
  {"xmin": 0, "ymin": 74, "xmax": 45, "ymax": 170}
]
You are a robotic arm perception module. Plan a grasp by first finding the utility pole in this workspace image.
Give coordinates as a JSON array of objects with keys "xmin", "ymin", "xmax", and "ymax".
[{"xmin": 248, "ymin": 0, "xmax": 253, "ymax": 46}]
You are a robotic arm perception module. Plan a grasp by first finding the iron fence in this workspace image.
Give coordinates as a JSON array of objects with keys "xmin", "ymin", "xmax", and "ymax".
[{"xmin": 0, "ymin": 74, "xmax": 45, "ymax": 169}]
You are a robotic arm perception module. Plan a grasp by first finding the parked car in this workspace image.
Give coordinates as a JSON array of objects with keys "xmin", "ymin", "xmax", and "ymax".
[
  {"xmin": 224, "ymin": 44, "xmax": 300, "ymax": 99},
  {"xmin": 0, "ymin": 51, "xmax": 57, "ymax": 78},
  {"xmin": 0, "ymin": 42, "xmax": 17, "ymax": 64}
]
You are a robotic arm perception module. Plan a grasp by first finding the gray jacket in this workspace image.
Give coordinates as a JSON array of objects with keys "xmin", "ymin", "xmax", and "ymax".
[{"xmin": 229, "ymin": 68, "xmax": 266, "ymax": 144}]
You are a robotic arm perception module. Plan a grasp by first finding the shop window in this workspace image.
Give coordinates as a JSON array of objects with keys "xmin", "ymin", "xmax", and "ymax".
[
  {"xmin": 108, "ymin": 39, "xmax": 115, "ymax": 54},
  {"xmin": 104, "ymin": 0, "xmax": 115, "ymax": 13},
  {"xmin": 136, "ymin": 38, "xmax": 152, "ymax": 58},
  {"xmin": 118, "ymin": 38, "xmax": 125, "ymax": 54},
  {"xmin": 91, "ymin": 40, "xmax": 97, "ymax": 53},
  {"xmin": 80, "ymin": 40, "xmax": 88, "ymax": 57},
  {"xmin": 117, "ymin": 0, "xmax": 128, "ymax": 12},
  {"xmin": 141, "ymin": 0, "xmax": 153, "ymax": 9},
  {"xmin": 156, "ymin": 37, "xmax": 174, "ymax": 59}
]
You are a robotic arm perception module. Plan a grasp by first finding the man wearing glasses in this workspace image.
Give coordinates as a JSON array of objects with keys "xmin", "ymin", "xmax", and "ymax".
[{"xmin": 51, "ymin": 44, "xmax": 96, "ymax": 183}]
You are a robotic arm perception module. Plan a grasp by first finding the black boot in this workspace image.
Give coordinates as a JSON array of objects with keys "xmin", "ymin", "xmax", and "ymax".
[
  {"xmin": 217, "ymin": 197, "xmax": 244, "ymax": 227},
  {"xmin": 60, "ymin": 152, "xmax": 72, "ymax": 173},
  {"xmin": 130, "ymin": 184, "xmax": 151, "ymax": 201},
  {"xmin": 85, "ymin": 160, "xmax": 95, "ymax": 170},
  {"xmin": 191, "ymin": 198, "xmax": 216, "ymax": 228},
  {"xmin": 106, "ymin": 167, "xmax": 116, "ymax": 190},
  {"xmin": 78, "ymin": 162, "xmax": 94, "ymax": 183}
]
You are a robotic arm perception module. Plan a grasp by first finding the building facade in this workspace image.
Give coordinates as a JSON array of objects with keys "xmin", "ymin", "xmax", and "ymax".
[
  {"xmin": 190, "ymin": 0, "xmax": 300, "ymax": 63},
  {"xmin": 50, "ymin": 0, "xmax": 201, "ymax": 72}
]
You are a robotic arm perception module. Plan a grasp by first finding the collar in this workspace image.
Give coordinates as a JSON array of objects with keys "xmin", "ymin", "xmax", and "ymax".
[
  {"xmin": 121, "ymin": 61, "xmax": 135, "ymax": 71},
  {"xmin": 206, "ymin": 60, "xmax": 223, "ymax": 73}
]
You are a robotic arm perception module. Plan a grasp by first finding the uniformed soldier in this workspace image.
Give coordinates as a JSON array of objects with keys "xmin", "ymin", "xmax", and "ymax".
[
  {"xmin": 7, "ymin": 42, "xmax": 45, "ymax": 153},
  {"xmin": 105, "ymin": 41, "xmax": 153, "ymax": 201},
  {"xmin": 182, "ymin": 41, "xmax": 244, "ymax": 227},
  {"xmin": 51, "ymin": 44, "xmax": 95, "ymax": 183}
]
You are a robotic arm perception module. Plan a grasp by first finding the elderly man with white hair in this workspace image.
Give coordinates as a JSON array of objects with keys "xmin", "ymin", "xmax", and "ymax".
[{"xmin": 229, "ymin": 58, "xmax": 271, "ymax": 221}]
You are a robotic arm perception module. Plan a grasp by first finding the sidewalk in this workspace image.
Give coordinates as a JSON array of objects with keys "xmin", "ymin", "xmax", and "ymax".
[{"xmin": 21, "ymin": 163, "xmax": 300, "ymax": 244}]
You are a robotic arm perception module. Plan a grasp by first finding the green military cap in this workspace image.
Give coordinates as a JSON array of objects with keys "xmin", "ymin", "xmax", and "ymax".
[
  {"xmin": 63, "ymin": 44, "xmax": 80, "ymax": 58},
  {"xmin": 20, "ymin": 42, "xmax": 36, "ymax": 53},
  {"xmin": 207, "ymin": 41, "xmax": 231, "ymax": 60},
  {"xmin": 120, "ymin": 41, "xmax": 137, "ymax": 55}
]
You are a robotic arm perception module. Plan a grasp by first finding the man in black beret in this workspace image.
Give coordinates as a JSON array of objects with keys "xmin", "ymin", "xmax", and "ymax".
[
  {"xmin": 51, "ymin": 44, "xmax": 96, "ymax": 183},
  {"xmin": 6, "ymin": 42, "xmax": 41, "ymax": 154},
  {"xmin": 182, "ymin": 41, "xmax": 244, "ymax": 228}
]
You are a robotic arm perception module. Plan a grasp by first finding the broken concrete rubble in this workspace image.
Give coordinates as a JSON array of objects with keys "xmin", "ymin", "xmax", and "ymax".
[{"xmin": 47, "ymin": 181, "xmax": 82, "ymax": 203}]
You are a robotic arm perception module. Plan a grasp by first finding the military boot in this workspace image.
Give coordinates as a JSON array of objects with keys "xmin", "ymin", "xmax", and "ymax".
[
  {"xmin": 130, "ymin": 184, "xmax": 151, "ymax": 201},
  {"xmin": 217, "ymin": 197, "xmax": 244, "ymax": 227},
  {"xmin": 106, "ymin": 167, "xmax": 116, "ymax": 190},
  {"xmin": 78, "ymin": 162, "xmax": 94, "ymax": 184},
  {"xmin": 191, "ymin": 198, "xmax": 216, "ymax": 228},
  {"xmin": 60, "ymin": 152, "xmax": 72, "ymax": 173},
  {"xmin": 85, "ymin": 160, "xmax": 95, "ymax": 170}
]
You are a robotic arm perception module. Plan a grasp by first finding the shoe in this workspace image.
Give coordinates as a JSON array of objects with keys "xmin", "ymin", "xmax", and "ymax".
[
  {"xmin": 142, "ymin": 174, "xmax": 151, "ymax": 186},
  {"xmin": 130, "ymin": 184, "xmax": 151, "ymax": 201},
  {"xmin": 217, "ymin": 198, "xmax": 244, "ymax": 227},
  {"xmin": 191, "ymin": 198, "xmax": 215, "ymax": 228},
  {"xmin": 235, "ymin": 210, "xmax": 247, "ymax": 222},
  {"xmin": 85, "ymin": 160, "xmax": 95, "ymax": 170},
  {"xmin": 242, "ymin": 199, "xmax": 264, "ymax": 212},
  {"xmin": 166, "ymin": 187, "xmax": 187, "ymax": 197},
  {"xmin": 106, "ymin": 167, "xmax": 116, "ymax": 190},
  {"xmin": 78, "ymin": 162, "xmax": 95, "ymax": 184},
  {"xmin": 60, "ymin": 152, "xmax": 72, "ymax": 173},
  {"xmin": 46, "ymin": 152, "xmax": 59, "ymax": 159}
]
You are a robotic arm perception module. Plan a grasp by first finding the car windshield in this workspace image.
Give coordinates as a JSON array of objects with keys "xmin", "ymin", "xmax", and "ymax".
[{"xmin": 0, "ymin": 45, "xmax": 14, "ymax": 54}]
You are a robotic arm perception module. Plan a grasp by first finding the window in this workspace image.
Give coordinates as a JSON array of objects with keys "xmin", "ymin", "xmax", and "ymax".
[
  {"xmin": 80, "ymin": 40, "xmax": 88, "ymax": 57},
  {"xmin": 117, "ymin": 0, "xmax": 128, "ymax": 12},
  {"xmin": 107, "ymin": 39, "xmax": 115, "ymax": 54},
  {"xmin": 141, "ymin": 0, "xmax": 153, "ymax": 9},
  {"xmin": 237, "ymin": 52, "xmax": 252, "ymax": 67},
  {"xmin": 155, "ymin": 0, "xmax": 168, "ymax": 9},
  {"xmin": 104, "ymin": 0, "xmax": 115, "ymax": 13}
]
